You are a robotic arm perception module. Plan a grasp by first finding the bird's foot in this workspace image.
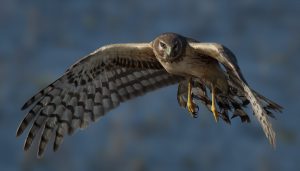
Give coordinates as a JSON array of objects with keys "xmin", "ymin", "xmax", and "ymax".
[
  {"xmin": 187, "ymin": 77, "xmax": 198, "ymax": 118},
  {"xmin": 211, "ymin": 104, "xmax": 219, "ymax": 122},
  {"xmin": 187, "ymin": 99, "xmax": 198, "ymax": 118},
  {"xmin": 211, "ymin": 86, "xmax": 219, "ymax": 122}
]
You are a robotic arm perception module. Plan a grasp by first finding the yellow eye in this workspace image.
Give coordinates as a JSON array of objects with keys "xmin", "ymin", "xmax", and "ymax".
[{"xmin": 173, "ymin": 43, "xmax": 178, "ymax": 50}]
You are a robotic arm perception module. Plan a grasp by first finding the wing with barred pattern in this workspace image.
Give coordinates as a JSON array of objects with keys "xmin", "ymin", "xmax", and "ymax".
[{"xmin": 17, "ymin": 43, "xmax": 182, "ymax": 157}]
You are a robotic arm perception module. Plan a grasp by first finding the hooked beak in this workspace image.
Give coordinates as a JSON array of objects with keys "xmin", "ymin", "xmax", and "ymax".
[{"xmin": 165, "ymin": 46, "xmax": 172, "ymax": 56}]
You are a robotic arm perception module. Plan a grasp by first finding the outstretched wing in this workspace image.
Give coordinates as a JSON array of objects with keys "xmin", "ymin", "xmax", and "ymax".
[
  {"xmin": 17, "ymin": 43, "xmax": 182, "ymax": 157},
  {"xmin": 189, "ymin": 42, "xmax": 282, "ymax": 147}
]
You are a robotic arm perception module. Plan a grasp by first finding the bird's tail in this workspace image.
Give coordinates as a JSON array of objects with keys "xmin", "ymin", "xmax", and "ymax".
[{"xmin": 228, "ymin": 75, "xmax": 283, "ymax": 146}]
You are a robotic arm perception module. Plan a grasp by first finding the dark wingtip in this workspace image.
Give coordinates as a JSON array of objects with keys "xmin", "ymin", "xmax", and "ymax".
[
  {"xmin": 21, "ymin": 104, "xmax": 27, "ymax": 110},
  {"xmin": 37, "ymin": 148, "xmax": 45, "ymax": 158},
  {"xmin": 37, "ymin": 152, "xmax": 44, "ymax": 159},
  {"xmin": 16, "ymin": 119, "xmax": 28, "ymax": 137},
  {"xmin": 21, "ymin": 102, "xmax": 30, "ymax": 110},
  {"xmin": 16, "ymin": 128, "xmax": 23, "ymax": 137},
  {"xmin": 16, "ymin": 122, "xmax": 26, "ymax": 137},
  {"xmin": 53, "ymin": 144, "xmax": 59, "ymax": 152},
  {"xmin": 24, "ymin": 140, "xmax": 31, "ymax": 151}
]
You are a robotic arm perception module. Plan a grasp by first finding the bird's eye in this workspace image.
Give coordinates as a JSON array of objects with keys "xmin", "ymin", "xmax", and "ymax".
[
  {"xmin": 159, "ymin": 42, "xmax": 166, "ymax": 49},
  {"xmin": 173, "ymin": 42, "xmax": 178, "ymax": 50}
]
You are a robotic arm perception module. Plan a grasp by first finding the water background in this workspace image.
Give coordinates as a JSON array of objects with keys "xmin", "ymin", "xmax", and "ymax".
[{"xmin": 0, "ymin": 0, "xmax": 299, "ymax": 170}]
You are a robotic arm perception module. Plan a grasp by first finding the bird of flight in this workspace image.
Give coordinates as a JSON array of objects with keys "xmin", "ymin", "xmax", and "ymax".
[{"xmin": 17, "ymin": 33, "xmax": 282, "ymax": 157}]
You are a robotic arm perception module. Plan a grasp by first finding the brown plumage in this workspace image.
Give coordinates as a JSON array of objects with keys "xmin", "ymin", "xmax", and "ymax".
[{"xmin": 17, "ymin": 32, "xmax": 282, "ymax": 157}]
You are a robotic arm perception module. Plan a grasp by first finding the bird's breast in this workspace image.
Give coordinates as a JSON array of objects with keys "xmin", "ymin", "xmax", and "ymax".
[
  {"xmin": 160, "ymin": 55, "xmax": 228, "ymax": 91},
  {"xmin": 157, "ymin": 59, "xmax": 190, "ymax": 77},
  {"xmin": 159, "ymin": 55, "xmax": 207, "ymax": 76}
]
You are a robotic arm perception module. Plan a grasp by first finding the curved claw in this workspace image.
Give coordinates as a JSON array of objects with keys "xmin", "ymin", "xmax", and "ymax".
[
  {"xmin": 192, "ymin": 113, "xmax": 198, "ymax": 118},
  {"xmin": 195, "ymin": 105, "xmax": 199, "ymax": 113},
  {"xmin": 192, "ymin": 105, "xmax": 199, "ymax": 118},
  {"xmin": 187, "ymin": 100, "xmax": 198, "ymax": 118}
]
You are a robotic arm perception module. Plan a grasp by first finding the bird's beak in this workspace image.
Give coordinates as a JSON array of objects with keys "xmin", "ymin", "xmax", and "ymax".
[{"xmin": 166, "ymin": 46, "xmax": 172, "ymax": 56}]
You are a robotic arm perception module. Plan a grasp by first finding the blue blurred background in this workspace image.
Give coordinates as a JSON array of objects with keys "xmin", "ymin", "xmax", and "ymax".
[{"xmin": 1, "ymin": 0, "xmax": 299, "ymax": 170}]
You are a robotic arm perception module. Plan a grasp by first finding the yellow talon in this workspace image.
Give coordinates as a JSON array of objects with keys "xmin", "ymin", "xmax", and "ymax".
[
  {"xmin": 211, "ymin": 86, "xmax": 219, "ymax": 122},
  {"xmin": 187, "ymin": 78, "xmax": 197, "ymax": 117}
]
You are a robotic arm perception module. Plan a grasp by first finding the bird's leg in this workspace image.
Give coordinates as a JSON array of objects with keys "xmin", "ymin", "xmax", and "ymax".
[
  {"xmin": 211, "ymin": 86, "xmax": 219, "ymax": 122},
  {"xmin": 187, "ymin": 78, "xmax": 198, "ymax": 118}
]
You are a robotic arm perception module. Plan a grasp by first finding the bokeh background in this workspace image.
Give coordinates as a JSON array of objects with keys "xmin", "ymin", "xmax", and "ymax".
[{"xmin": 0, "ymin": 0, "xmax": 299, "ymax": 171}]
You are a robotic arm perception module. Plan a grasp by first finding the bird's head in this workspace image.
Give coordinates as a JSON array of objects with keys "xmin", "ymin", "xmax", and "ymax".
[{"xmin": 152, "ymin": 33, "xmax": 187, "ymax": 62}]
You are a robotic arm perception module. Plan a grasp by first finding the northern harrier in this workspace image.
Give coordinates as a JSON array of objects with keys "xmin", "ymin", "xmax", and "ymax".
[{"xmin": 17, "ymin": 33, "xmax": 282, "ymax": 157}]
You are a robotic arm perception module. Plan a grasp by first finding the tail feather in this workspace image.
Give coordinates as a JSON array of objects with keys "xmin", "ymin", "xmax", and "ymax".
[
  {"xmin": 253, "ymin": 90, "xmax": 283, "ymax": 113},
  {"xmin": 241, "ymin": 83, "xmax": 277, "ymax": 147},
  {"xmin": 228, "ymin": 71, "xmax": 282, "ymax": 146}
]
